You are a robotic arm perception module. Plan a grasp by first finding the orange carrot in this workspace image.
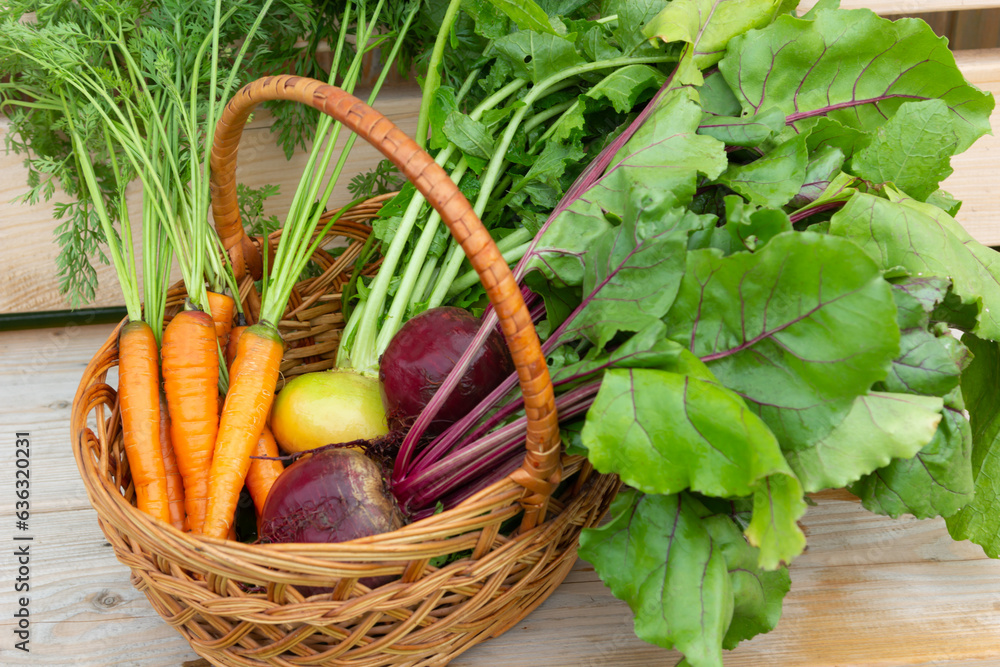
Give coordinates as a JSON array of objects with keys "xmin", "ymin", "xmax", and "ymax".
[
  {"xmin": 158, "ymin": 393, "xmax": 188, "ymax": 531},
  {"xmin": 203, "ymin": 323, "xmax": 283, "ymax": 539},
  {"xmin": 206, "ymin": 290, "xmax": 236, "ymax": 350},
  {"xmin": 226, "ymin": 324, "xmax": 248, "ymax": 370},
  {"xmin": 246, "ymin": 426, "xmax": 284, "ymax": 515},
  {"xmin": 225, "ymin": 324, "xmax": 283, "ymax": 518},
  {"xmin": 161, "ymin": 309, "xmax": 220, "ymax": 534},
  {"xmin": 118, "ymin": 321, "xmax": 170, "ymax": 523}
]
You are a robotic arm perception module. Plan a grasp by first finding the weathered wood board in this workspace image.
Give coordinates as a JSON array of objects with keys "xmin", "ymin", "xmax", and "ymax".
[{"xmin": 0, "ymin": 323, "xmax": 999, "ymax": 666}]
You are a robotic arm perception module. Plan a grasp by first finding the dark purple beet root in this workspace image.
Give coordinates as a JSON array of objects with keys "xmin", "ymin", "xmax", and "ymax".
[
  {"xmin": 258, "ymin": 448, "xmax": 404, "ymax": 593},
  {"xmin": 379, "ymin": 306, "xmax": 513, "ymax": 434}
]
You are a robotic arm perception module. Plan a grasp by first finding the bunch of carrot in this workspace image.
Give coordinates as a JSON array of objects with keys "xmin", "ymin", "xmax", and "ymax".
[
  {"xmin": 121, "ymin": 294, "xmax": 284, "ymax": 536},
  {"xmin": 128, "ymin": 295, "xmax": 284, "ymax": 537},
  {"xmin": 116, "ymin": 0, "xmax": 419, "ymax": 541},
  {"xmin": 0, "ymin": 0, "xmax": 299, "ymax": 540}
]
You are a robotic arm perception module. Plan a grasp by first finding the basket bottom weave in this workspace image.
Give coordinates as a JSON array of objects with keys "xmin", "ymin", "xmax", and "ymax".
[{"xmin": 170, "ymin": 552, "xmax": 580, "ymax": 667}]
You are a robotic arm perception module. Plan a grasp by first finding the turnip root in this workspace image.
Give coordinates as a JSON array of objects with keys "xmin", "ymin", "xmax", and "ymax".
[{"xmin": 270, "ymin": 371, "xmax": 388, "ymax": 454}]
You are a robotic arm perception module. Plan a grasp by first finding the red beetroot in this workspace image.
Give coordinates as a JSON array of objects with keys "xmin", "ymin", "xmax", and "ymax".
[
  {"xmin": 258, "ymin": 448, "xmax": 404, "ymax": 592},
  {"xmin": 378, "ymin": 307, "xmax": 513, "ymax": 434}
]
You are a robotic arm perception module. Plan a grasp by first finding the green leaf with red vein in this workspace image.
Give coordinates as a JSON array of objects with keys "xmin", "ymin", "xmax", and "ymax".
[
  {"xmin": 829, "ymin": 189, "xmax": 1000, "ymax": 341},
  {"xmin": 580, "ymin": 366, "xmax": 806, "ymax": 567},
  {"xmin": 697, "ymin": 107, "xmax": 785, "ymax": 148},
  {"xmin": 880, "ymin": 276, "xmax": 971, "ymax": 397},
  {"xmin": 528, "ymin": 88, "xmax": 726, "ymax": 287},
  {"xmin": 715, "ymin": 133, "xmax": 808, "ymax": 207},
  {"xmin": 849, "ymin": 99, "xmax": 958, "ymax": 200},
  {"xmin": 644, "ymin": 0, "xmax": 787, "ymax": 75},
  {"xmin": 579, "ymin": 490, "xmax": 793, "ymax": 664},
  {"xmin": 664, "ymin": 231, "xmax": 900, "ymax": 451},
  {"xmin": 782, "ymin": 391, "xmax": 943, "ymax": 493},
  {"xmin": 718, "ymin": 8, "xmax": 994, "ymax": 154},
  {"xmin": 571, "ymin": 199, "xmax": 712, "ymax": 348},
  {"xmin": 851, "ymin": 389, "xmax": 974, "ymax": 520},
  {"xmin": 582, "ymin": 368, "xmax": 794, "ymax": 498},
  {"xmin": 579, "ymin": 490, "xmax": 733, "ymax": 666}
]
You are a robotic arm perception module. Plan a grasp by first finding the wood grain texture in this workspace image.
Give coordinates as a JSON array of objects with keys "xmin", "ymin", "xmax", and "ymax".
[
  {"xmin": 1, "ymin": 323, "xmax": 999, "ymax": 667},
  {"xmin": 945, "ymin": 49, "xmax": 1000, "ymax": 247}
]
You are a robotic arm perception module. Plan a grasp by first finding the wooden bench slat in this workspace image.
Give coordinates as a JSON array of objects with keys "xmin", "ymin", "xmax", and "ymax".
[{"xmin": 943, "ymin": 49, "xmax": 1000, "ymax": 246}]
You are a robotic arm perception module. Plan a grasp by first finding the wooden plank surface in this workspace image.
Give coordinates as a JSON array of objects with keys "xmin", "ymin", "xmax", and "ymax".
[
  {"xmin": 944, "ymin": 49, "xmax": 1000, "ymax": 246},
  {"xmin": 1, "ymin": 323, "xmax": 1000, "ymax": 666}
]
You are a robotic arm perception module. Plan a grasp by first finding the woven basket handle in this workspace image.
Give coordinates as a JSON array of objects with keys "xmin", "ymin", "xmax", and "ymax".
[{"xmin": 209, "ymin": 76, "xmax": 561, "ymax": 529}]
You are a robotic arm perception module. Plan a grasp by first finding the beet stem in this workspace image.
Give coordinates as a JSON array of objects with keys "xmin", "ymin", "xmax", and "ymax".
[
  {"xmin": 509, "ymin": 65, "xmax": 678, "ymax": 285},
  {"xmin": 394, "ymin": 382, "xmax": 599, "ymax": 511}
]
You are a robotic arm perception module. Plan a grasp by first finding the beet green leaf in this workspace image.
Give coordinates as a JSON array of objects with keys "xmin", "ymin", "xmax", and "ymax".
[
  {"xmin": 579, "ymin": 491, "xmax": 732, "ymax": 666},
  {"xmin": 549, "ymin": 321, "xmax": 685, "ymax": 387},
  {"xmin": 664, "ymin": 231, "xmax": 899, "ymax": 450},
  {"xmin": 718, "ymin": 9, "xmax": 994, "ymax": 154},
  {"xmin": 946, "ymin": 334, "xmax": 1000, "ymax": 557},
  {"xmin": 605, "ymin": 88, "xmax": 728, "ymax": 205},
  {"xmin": 570, "ymin": 200, "xmax": 711, "ymax": 347},
  {"xmin": 701, "ymin": 502, "xmax": 790, "ymax": 649},
  {"xmin": 880, "ymin": 276, "xmax": 971, "ymax": 397},
  {"xmin": 582, "ymin": 368, "xmax": 792, "ymax": 499},
  {"xmin": 851, "ymin": 389, "xmax": 974, "ymax": 520},
  {"xmin": 829, "ymin": 190, "xmax": 1000, "ymax": 340},
  {"xmin": 790, "ymin": 145, "xmax": 845, "ymax": 209},
  {"xmin": 849, "ymin": 99, "xmax": 958, "ymax": 201},
  {"xmin": 581, "ymin": 366, "xmax": 806, "ymax": 567},
  {"xmin": 783, "ymin": 391, "xmax": 943, "ymax": 493},
  {"xmin": 697, "ymin": 107, "xmax": 785, "ymax": 148},
  {"xmin": 805, "ymin": 118, "xmax": 868, "ymax": 163},
  {"xmin": 687, "ymin": 196, "xmax": 792, "ymax": 255},
  {"xmin": 643, "ymin": 0, "xmax": 786, "ymax": 75},
  {"xmin": 745, "ymin": 471, "xmax": 806, "ymax": 570},
  {"xmin": 715, "ymin": 133, "xmax": 808, "ymax": 208},
  {"xmin": 579, "ymin": 490, "xmax": 791, "ymax": 665},
  {"xmin": 529, "ymin": 88, "xmax": 725, "ymax": 286}
]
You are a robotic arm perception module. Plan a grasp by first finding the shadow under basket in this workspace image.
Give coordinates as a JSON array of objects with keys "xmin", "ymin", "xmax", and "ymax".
[{"xmin": 70, "ymin": 73, "xmax": 621, "ymax": 667}]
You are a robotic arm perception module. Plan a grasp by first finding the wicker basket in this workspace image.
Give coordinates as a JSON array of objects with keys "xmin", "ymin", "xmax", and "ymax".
[{"xmin": 70, "ymin": 75, "xmax": 620, "ymax": 667}]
